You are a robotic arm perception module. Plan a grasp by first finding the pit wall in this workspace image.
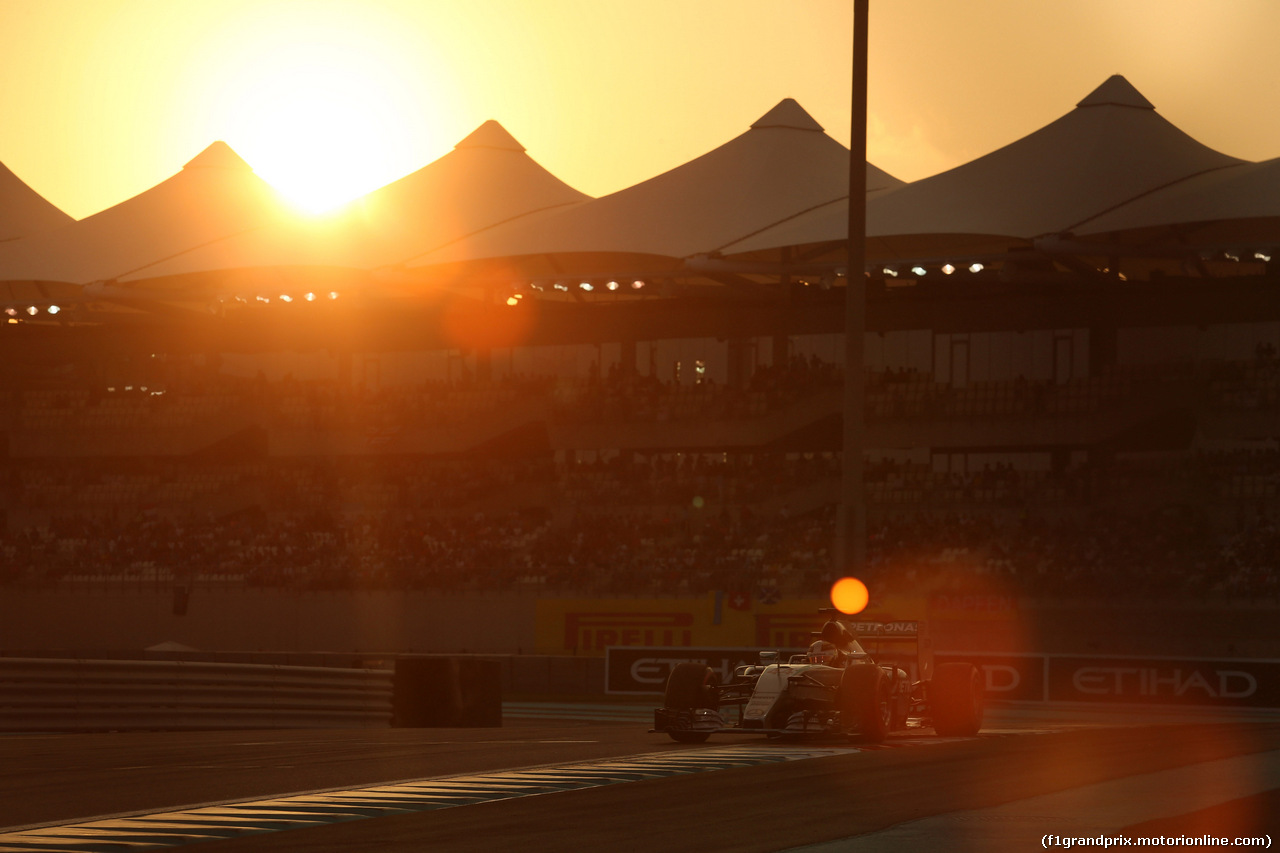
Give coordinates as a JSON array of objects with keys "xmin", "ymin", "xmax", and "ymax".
[{"xmin": 3, "ymin": 590, "xmax": 1278, "ymax": 662}]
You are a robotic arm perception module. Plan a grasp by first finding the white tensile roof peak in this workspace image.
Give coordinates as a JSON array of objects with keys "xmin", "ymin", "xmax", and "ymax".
[
  {"xmin": 455, "ymin": 120, "xmax": 527, "ymax": 153},
  {"xmin": 183, "ymin": 141, "xmax": 254, "ymax": 171},
  {"xmin": 750, "ymin": 98, "xmax": 825, "ymax": 132},
  {"xmin": 1077, "ymin": 75, "xmax": 1156, "ymax": 110}
]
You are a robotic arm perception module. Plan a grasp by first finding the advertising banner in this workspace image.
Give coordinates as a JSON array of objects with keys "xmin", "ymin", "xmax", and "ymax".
[
  {"xmin": 1045, "ymin": 655, "xmax": 1280, "ymax": 709},
  {"xmin": 605, "ymin": 646, "xmax": 803, "ymax": 695},
  {"xmin": 604, "ymin": 647, "xmax": 1280, "ymax": 707},
  {"xmin": 607, "ymin": 645, "xmax": 923, "ymax": 695},
  {"xmin": 935, "ymin": 653, "xmax": 1047, "ymax": 702}
]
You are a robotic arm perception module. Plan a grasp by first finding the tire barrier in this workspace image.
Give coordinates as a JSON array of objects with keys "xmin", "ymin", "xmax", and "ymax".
[
  {"xmin": 0, "ymin": 657, "xmax": 394, "ymax": 731},
  {"xmin": 393, "ymin": 656, "xmax": 502, "ymax": 727}
]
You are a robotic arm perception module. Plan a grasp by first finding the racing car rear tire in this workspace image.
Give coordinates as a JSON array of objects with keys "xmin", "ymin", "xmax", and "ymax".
[
  {"xmin": 931, "ymin": 662, "xmax": 984, "ymax": 737},
  {"xmin": 836, "ymin": 663, "xmax": 891, "ymax": 744},
  {"xmin": 664, "ymin": 663, "xmax": 719, "ymax": 743}
]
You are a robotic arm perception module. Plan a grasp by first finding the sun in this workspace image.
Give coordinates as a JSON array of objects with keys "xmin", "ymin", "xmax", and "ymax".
[
  {"xmin": 830, "ymin": 577, "xmax": 869, "ymax": 615},
  {"xmin": 229, "ymin": 58, "xmax": 413, "ymax": 214},
  {"xmin": 194, "ymin": 6, "xmax": 452, "ymax": 215}
]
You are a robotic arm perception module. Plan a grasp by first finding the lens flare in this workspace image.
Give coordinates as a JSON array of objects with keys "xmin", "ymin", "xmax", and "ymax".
[{"xmin": 830, "ymin": 577, "xmax": 869, "ymax": 615}]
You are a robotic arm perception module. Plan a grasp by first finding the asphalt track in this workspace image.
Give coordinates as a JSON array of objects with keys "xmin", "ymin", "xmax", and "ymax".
[{"xmin": 2, "ymin": 703, "xmax": 1279, "ymax": 852}]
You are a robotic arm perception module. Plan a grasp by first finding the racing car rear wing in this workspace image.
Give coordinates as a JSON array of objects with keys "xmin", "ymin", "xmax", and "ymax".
[{"xmin": 816, "ymin": 609, "xmax": 934, "ymax": 681}]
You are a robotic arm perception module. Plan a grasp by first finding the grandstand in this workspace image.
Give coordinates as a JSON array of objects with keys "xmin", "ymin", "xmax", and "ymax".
[{"xmin": 0, "ymin": 77, "xmax": 1276, "ymax": 621}]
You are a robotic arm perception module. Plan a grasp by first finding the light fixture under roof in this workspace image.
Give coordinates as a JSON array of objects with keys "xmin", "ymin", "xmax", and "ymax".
[
  {"xmin": 606, "ymin": 280, "xmax": 620, "ymax": 291},
  {"xmin": 881, "ymin": 267, "xmax": 899, "ymax": 278},
  {"xmin": 910, "ymin": 266, "xmax": 927, "ymax": 277},
  {"xmin": 941, "ymin": 263, "xmax": 956, "ymax": 275},
  {"xmin": 553, "ymin": 282, "xmax": 569, "ymax": 292},
  {"xmin": 579, "ymin": 281, "xmax": 594, "ymax": 292},
  {"xmin": 47, "ymin": 305, "xmax": 60, "ymax": 315},
  {"xmin": 969, "ymin": 263, "xmax": 984, "ymax": 274},
  {"xmin": 631, "ymin": 279, "xmax": 646, "ymax": 290},
  {"xmin": 279, "ymin": 294, "xmax": 293, "ymax": 303},
  {"xmin": 25, "ymin": 305, "xmax": 38, "ymax": 316}
]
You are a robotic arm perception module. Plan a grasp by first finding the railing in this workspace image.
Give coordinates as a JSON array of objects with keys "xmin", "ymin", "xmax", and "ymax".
[{"xmin": 0, "ymin": 657, "xmax": 393, "ymax": 731}]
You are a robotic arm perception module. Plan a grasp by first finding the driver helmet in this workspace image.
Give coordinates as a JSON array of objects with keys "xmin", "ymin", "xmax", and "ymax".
[{"xmin": 807, "ymin": 640, "xmax": 846, "ymax": 667}]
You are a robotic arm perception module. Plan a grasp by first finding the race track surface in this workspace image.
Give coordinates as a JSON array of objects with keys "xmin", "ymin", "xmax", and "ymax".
[{"xmin": 2, "ymin": 704, "xmax": 1278, "ymax": 852}]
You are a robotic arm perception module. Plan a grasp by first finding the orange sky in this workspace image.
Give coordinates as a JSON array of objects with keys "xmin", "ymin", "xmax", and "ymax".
[{"xmin": 2, "ymin": 0, "xmax": 1277, "ymax": 218}]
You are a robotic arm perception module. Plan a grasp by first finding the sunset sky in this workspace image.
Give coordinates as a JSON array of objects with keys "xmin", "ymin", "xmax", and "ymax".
[{"xmin": 2, "ymin": 0, "xmax": 1277, "ymax": 218}]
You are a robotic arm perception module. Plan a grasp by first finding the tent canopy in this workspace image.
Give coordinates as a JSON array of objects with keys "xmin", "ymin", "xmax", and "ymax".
[
  {"xmin": 0, "ymin": 142, "xmax": 294, "ymax": 284},
  {"xmin": 723, "ymin": 76, "xmax": 1248, "ymax": 262},
  {"xmin": 121, "ymin": 120, "xmax": 592, "ymax": 284},
  {"xmin": 410, "ymin": 98, "xmax": 903, "ymax": 270},
  {"xmin": 1071, "ymin": 156, "xmax": 1280, "ymax": 249},
  {"xmin": 0, "ymin": 160, "xmax": 73, "ymax": 243}
]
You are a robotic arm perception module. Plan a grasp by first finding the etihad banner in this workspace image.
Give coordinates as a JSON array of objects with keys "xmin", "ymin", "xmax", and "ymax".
[
  {"xmin": 935, "ymin": 653, "xmax": 1047, "ymax": 702},
  {"xmin": 603, "ymin": 648, "xmax": 1280, "ymax": 708},
  {"xmin": 943, "ymin": 653, "xmax": 1280, "ymax": 708},
  {"xmin": 604, "ymin": 646, "xmax": 804, "ymax": 695},
  {"xmin": 1045, "ymin": 655, "xmax": 1280, "ymax": 708},
  {"xmin": 535, "ymin": 594, "xmax": 928, "ymax": 656}
]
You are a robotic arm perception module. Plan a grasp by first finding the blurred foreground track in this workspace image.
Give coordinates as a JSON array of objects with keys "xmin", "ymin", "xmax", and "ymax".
[{"xmin": 2, "ymin": 707, "xmax": 1278, "ymax": 852}]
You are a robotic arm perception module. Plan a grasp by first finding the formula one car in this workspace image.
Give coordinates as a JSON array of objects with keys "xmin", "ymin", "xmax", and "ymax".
[{"xmin": 653, "ymin": 612, "xmax": 983, "ymax": 743}]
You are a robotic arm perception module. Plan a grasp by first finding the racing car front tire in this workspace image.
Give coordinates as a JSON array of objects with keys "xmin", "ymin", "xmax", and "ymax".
[
  {"xmin": 931, "ymin": 662, "xmax": 984, "ymax": 737},
  {"xmin": 836, "ymin": 663, "xmax": 891, "ymax": 744},
  {"xmin": 663, "ymin": 663, "xmax": 719, "ymax": 743}
]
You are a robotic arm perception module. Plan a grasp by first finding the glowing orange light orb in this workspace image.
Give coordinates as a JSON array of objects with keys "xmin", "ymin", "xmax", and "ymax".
[{"xmin": 830, "ymin": 577, "xmax": 869, "ymax": 615}]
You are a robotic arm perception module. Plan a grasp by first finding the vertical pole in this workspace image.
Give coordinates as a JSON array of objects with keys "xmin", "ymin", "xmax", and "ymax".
[{"xmin": 838, "ymin": 0, "xmax": 869, "ymax": 579}]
